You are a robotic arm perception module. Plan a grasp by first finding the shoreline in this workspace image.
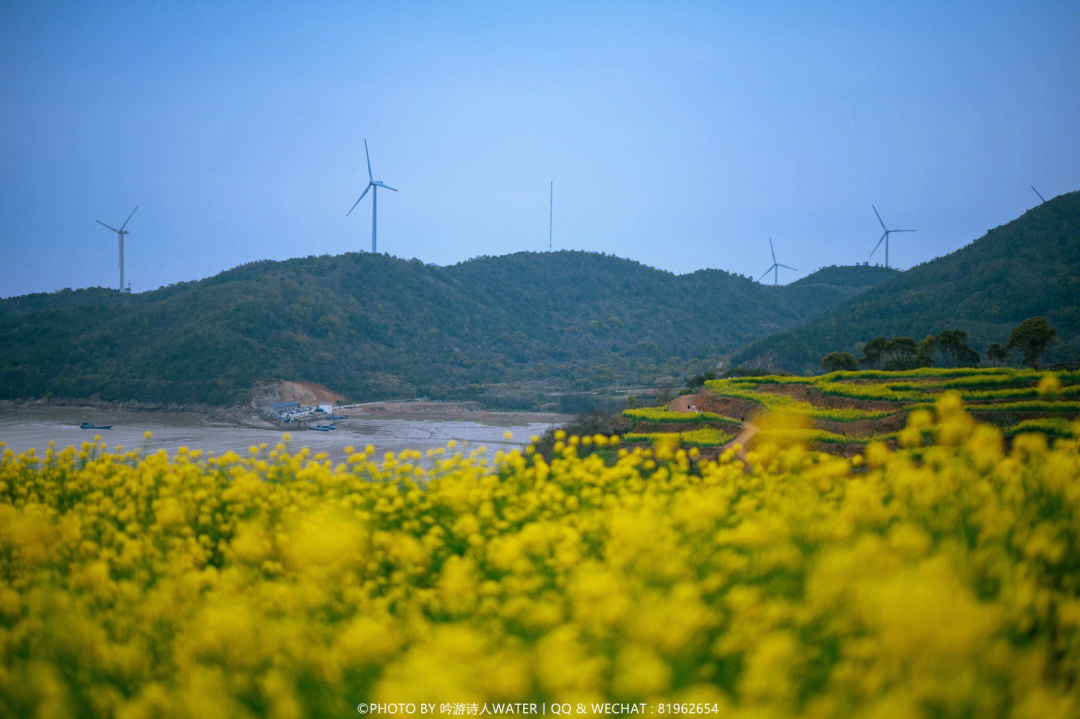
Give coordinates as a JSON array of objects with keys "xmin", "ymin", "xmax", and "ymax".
[
  {"xmin": 0, "ymin": 398, "xmax": 571, "ymax": 429},
  {"xmin": 333, "ymin": 400, "xmax": 570, "ymax": 426},
  {"xmin": 0, "ymin": 402, "xmax": 568, "ymax": 464}
]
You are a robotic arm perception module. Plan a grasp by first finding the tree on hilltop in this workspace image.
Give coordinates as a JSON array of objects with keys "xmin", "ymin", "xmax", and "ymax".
[
  {"xmin": 1007, "ymin": 317, "xmax": 1057, "ymax": 369},
  {"xmin": 884, "ymin": 337, "xmax": 918, "ymax": 370},
  {"xmin": 859, "ymin": 337, "xmax": 888, "ymax": 368},
  {"xmin": 821, "ymin": 351, "xmax": 858, "ymax": 372},
  {"xmin": 986, "ymin": 343, "xmax": 1009, "ymax": 366},
  {"xmin": 915, "ymin": 336, "xmax": 936, "ymax": 368},
  {"xmin": 934, "ymin": 330, "xmax": 980, "ymax": 368}
]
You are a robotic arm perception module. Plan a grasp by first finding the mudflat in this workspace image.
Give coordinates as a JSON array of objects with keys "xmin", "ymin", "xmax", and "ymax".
[{"xmin": 0, "ymin": 404, "xmax": 566, "ymax": 464}]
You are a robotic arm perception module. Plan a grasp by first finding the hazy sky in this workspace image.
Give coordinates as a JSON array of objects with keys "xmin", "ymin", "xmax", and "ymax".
[{"xmin": 2, "ymin": 1, "xmax": 1078, "ymax": 297}]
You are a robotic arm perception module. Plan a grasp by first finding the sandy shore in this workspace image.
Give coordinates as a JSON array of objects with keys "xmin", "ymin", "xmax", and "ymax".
[
  {"xmin": 0, "ymin": 402, "xmax": 569, "ymax": 464},
  {"xmin": 333, "ymin": 400, "xmax": 569, "ymax": 425}
]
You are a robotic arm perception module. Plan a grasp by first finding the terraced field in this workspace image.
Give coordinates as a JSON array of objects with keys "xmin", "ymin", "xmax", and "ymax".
[
  {"xmin": 630, "ymin": 368, "xmax": 1080, "ymax": 456},
  {"xmin": 621, "ymin": 405, "xmax": 741, "ymax": 448},
  {"xmin": 702, "ymin": 368, "xmax": 1080, "ymax": 454}
]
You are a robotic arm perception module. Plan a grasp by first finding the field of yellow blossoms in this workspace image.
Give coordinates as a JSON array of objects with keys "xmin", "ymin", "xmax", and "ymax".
[{"xmin": 3, "ymin": 393, "xmax": 1080, "ymax": 718}]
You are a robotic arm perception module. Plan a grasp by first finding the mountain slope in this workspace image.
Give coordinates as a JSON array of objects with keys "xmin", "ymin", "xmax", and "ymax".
[
  {"xmin": 791, "ymin": 264, "xmax": 899, "ymax": 288},
  {"xmin": 732, "ymin": 191, "xmax": 1080, "ymax": 373},
  {"xmin": 0, "ymin": 252, "xmax": 891, "ymax": 407}
]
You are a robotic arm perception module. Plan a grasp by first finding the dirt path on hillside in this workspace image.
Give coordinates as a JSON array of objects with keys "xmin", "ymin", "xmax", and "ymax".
[
  {"xmin": 727, "ymin": 420, "xmax": 759, "ymax": 462},
  {"xmin": 669, "ymin": 395, "xmax": 695, "ymax": 412},
  {"xmin": 669, "ymin": 392, "xmax": 759, "ymax": 461}
]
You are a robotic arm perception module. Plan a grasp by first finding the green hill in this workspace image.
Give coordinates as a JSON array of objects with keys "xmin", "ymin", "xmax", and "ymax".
[
  {"xmin": 0, "ymin": 252, "xmax": 890, "ymax": 409},
  {"xmin": 792, "ymin": 264, "xmax": 899, "ymax": 288},
  {"xmin": 732, "ymin": 191, "xmax": 1080, "ymax": 373}
]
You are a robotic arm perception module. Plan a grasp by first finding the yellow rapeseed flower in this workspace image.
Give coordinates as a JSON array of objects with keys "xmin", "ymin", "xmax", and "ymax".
[{"xmin": 1, "ymin": 401, "xmax": 1079, "ymax": 715}]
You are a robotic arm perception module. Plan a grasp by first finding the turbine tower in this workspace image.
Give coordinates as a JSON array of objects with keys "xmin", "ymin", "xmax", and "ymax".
[
  {"xmin": 758, "ymin": 238, "xmax": 796, "ymax": 285},
  {"xmin": 347, "ymin": 139, "xmax": 397, "ymax": 253},
  {"xmin": 869, "ymin": 204, "xmax": 915, "ymax": 269},
  {"xmin": 96, "ymin": 205, "xmax": 137, "ymax": 293},
  {"xmin": 549, "ymin": 181, "xmax": 553, "ymax": 251},
  {"xmin": 1031, "ymin": 186, "xmax": 1046, "ymax": 204}
]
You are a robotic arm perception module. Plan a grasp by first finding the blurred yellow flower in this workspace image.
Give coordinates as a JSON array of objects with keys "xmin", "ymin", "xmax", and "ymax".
[{"xmin": 1, "ymin": 405, "xmax": 1079, "ymax": 715}]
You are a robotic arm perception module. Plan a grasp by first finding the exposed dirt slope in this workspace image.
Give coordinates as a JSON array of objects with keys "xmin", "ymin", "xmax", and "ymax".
[{"xmin": 250, "ymin": 381, "xmax": 345, "ymax": 409}]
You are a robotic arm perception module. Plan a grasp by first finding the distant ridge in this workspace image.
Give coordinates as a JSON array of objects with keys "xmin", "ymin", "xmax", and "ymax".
[
  {"xmin": 0, "ymin": 252, "xmax": 891, "ymax": 408},
  {"xmin": 732, "ymin": 191, "xmax": 1080, "ymax": 373},
  {"xmin": 792, "ymin": 264, "xmax": 899, "ymax": 288}
]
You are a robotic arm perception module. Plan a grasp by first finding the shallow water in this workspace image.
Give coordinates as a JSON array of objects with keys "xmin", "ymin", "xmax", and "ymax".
[{"xmin": 0, "ymin": 407, "xmax": 559, "ymax": 464}]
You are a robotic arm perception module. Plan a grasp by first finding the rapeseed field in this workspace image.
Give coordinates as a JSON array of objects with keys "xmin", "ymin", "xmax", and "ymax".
[{"xmin": 2, "ymin": 395, "xmax": 1079, "ymax": 718}]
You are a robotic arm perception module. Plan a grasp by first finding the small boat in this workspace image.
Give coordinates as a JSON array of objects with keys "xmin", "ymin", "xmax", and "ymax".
[
  {"xmin": 328, "ymin": 415, "xmax": 349, "ymax": 420},
  {"xmin": 308, "ymin": 424, "xmax": 336, "ymax": 432},
  {"xmin": 80, "ymin": 422, "xmax": 113, "ymax": 430}
]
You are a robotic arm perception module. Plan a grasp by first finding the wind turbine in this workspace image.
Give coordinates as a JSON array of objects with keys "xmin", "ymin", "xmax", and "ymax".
[
  {"xmin": 347, "ymin": 139, "xmax": 397, "ymax": 253},
  {"xmin": 869, "ymin": 205, "xmax": 915, "ymax": 269},
  {"xmin": 96, "ymin": 205, "xmax": 137, "ymax": 293},
  {"xmin": 758, "ymin": 238, "xmax": 796, "ymax": 285},
  {"xmin": 1031, "ymin": 186, "xmax": 1046, "ymax": 204},
  {"xmin": 549, "ymin": 181, "xmax": 553, "ymax": 251}
]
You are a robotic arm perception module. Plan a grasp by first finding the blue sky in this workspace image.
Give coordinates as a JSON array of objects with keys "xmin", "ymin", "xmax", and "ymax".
[{"xmin": 2, "ymin": 1, "xmax": 1078, "ymax": 297}]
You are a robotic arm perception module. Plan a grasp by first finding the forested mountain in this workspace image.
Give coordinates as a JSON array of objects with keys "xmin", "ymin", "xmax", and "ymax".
[
  {"xmin": 732, "ymin": 191, "xmax": 1080, "ymax": 373},
  {"xmin": 0, "ymin": 252, "xmax": 888, "ymax": 408},
  {"xmin": 792, "ymin": 264, "xmax": 899, "ymax": 288}
]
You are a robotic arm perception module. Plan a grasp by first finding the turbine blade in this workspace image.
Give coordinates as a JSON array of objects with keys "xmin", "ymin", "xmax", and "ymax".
[
  {"xmin": 769, "ymin": 238, "xmax": 776, "ymax": 263},
  {"xmin": 758, "ymin": 266, "xmax": 774, "ymax": 282},
  {"xmin": 373, "ymin": 181, "xmax": 398, "ymax": 192},
  {"xmin": 346, "ymin": 185, "xmax": 371, "ymax": 216},
  {"xmin": 96, "ymin": 220, "xmax": 120, "ymax": 233},
  {"xmin": 364, "ymin": 139, "xmax": 373, "ymax": 183},
  {"xmin": 870, "ymin": 232, "xmax": 886, "ymax": 257},
  {"xmin": 892, "ymin": 229, "xmax": 916, "ymax": 233},
  {"xmin": 872, "ymin": 204, "xmax": 886, "ymax": 230},
  {"xmin": 1031, "ymin": 186, "xmax": 1046, "ymax": 202},
  {"xmin": 778, "ymin": 264, "xmax": 797, "ymax": 271},
  {"xmin": 119, "ymin": 205, "xmax": 138, "ymax": 231}
]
